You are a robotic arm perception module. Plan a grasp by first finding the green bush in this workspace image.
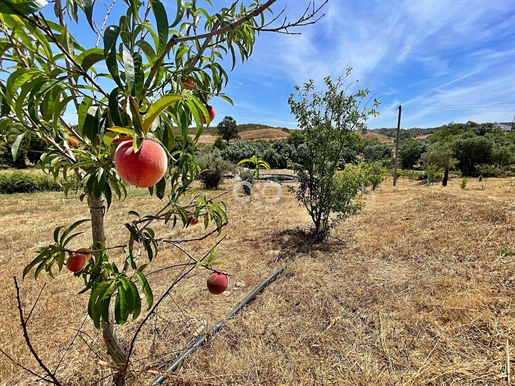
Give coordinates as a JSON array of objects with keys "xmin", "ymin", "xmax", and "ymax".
[
  {"xmin": 195, "ymin": 151, "xmax": 232, "ymax": 189},
  {"xmin": 0, "ymin": 171, "xmax": 62, "ymax": 194},
  {"xmin": 363, "ymin": 162, "xmax": 386, "ymax": 190}
]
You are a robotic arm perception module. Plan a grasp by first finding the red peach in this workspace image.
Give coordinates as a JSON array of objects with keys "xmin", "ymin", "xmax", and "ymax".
[
  {"xmin": 202, "ymin": 105, "xmax": 215, "ymax": 124},
  {"xmin": 207, "ymin": 271, "xmax": 228, "ymax": 294},
  {"xmin": 114, "ymin": 139, "xmax": 168, "ymax": 188},
  {"xmin": 66, "ymin": 253, "xmax": 88, "ymax": 273}
]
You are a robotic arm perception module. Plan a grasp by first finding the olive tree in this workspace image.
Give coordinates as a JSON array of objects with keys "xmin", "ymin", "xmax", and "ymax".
[
  {"xmin": 0, "ymin": 0, "xmax": 326, "ymax": 383},
  {"xmin": 287, "ymin": 69, "xmax": 379, "ymax": 241}
]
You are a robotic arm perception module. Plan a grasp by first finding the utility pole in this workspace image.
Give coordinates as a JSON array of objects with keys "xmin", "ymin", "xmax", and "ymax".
[{"xmin": 393, "ymin": 105, "xmax": 402, "ymax": 186}]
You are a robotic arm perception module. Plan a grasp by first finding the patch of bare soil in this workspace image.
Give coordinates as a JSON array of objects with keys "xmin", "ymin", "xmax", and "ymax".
[
  {"xmin": 238, "ymin": 128, "xmax": 290, "ymax": 141},
  {"xmin": 195, "ymin": 128, "xmax": 290, "ymax": 145},
  {"xmin": 1, "ymin": 176, "xmax": 515, "ymax": 385}
]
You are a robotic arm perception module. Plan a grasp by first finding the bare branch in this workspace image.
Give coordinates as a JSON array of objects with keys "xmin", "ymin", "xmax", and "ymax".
[
  {"xmin": 257, "ymin": 0, "xmax": 328, "ymax": 34},
  {"xmin": 13, "ymin": 277, "xmax": 64, "ymax": 386},
  {"xmin": 0, "ymin": 348, "xmax": 49, "ymax": 383}
]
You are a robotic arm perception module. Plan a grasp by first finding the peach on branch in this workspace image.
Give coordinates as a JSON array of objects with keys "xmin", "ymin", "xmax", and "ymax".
[
  {"xmin": 207, "ymin": 271, "xmax": 229, "ymax": 294},
  {"xmin": 66, "ymin": 252, "xmax": 88, "ymax": 273},
  {"xmin": 114, "ymin": 139, "xmax": 168, "ymax": 188},
  {"xmin": 202, "ymin": 105, "xmax": 215, "ymax": 124}
]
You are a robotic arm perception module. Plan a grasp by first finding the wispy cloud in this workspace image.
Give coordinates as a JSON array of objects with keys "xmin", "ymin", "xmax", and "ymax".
[{"xmin": 236, "ymin": 0, "xmax": 515, "ymax": 128}]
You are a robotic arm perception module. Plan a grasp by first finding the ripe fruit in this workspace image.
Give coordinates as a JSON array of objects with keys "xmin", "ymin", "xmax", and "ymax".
[
  {"xmin": 202, "ymin": 105, "xmax": 215, "ymax": 124},
  {"xmin": 186, "ymin": 211, "xmax": 199, "ymax": 225},
  {"xmin": 66, "ymin": 134, "xmax": 79, "ymax": 147},
  {"xmin": 207, "ymin": 271, "xmax": 229, "ymax": 294},
  {"xmin": 183, "ymin": 78, "xmax": 195, "ymax": 91},
  {"xmin": 66, "ymin": 252, "xmax": 88, "ymax": 273},
  {"xmin": 114, "ymin": 139, "xmax": 168, "ymax": 188}
]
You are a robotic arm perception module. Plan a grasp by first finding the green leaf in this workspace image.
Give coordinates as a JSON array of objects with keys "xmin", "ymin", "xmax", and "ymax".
[
  {"xmin": 11, "ymin": 132, "xmax": 24, "ymax": 161},
  {"xmin": 76, "ymin": 48, "xmax": 104, "ymax": 72},
  {"xmin": 132, "ymin": 52, "xmax": 143, "ymax": 101},
  {"xmin": 148, "ymin": 175, "xmax": 166, "ymax": 199},
  {"xmin": 150, "ymin": 0, "xmax": 168, "ymax": 55},
  {"xmin": 103, "ymin": 25, "xmax": 122, "ymax": 87},
  {"xmin": 78, "ymin": 96, "xmax": 93, "ymax": 131},
  {"xmin": 107, "ymin": 126, "xmax": 135, "ymax": 135},
  {"xmin": 122, "ymin": 50, "xmax": 134, "ymax": 97},
  {"xmin": 169, "ymin": 0, "xmax": 183, "ymax": 28},
  {"xmin": 135, "ymin": 271, "xmax": 153, "ymax": 310},
  {"xmin": 88, "ymin": 280, "xmax": 113, "ymax": 328},
  {"xmin": 59, "ymin": 219, "xmax": 89, "ymax": 245},
  {"xmin": 0, "ymin": 0, "xmax": 47, "ymax": 15},
  {"xmin": 83, "ymin": 0, "xmax": 95, "ymax": 30},
  {"xmin": 115, "ymin": 279, "xmax": 129, "ymax": 324},
  {"xmin": 127, "ymin": 279, "xmax": 141, "ymax": 319},
  {"xmin": 142, "ymin": 94, "xmax": 182, "ymax": 135},
  {"xmin": 129, "ymin": 96, "xmax": 143, "ymax": 136},
  {"xmin": 108, "ymin": 87, "xmax": 123, "ymax": 127}
]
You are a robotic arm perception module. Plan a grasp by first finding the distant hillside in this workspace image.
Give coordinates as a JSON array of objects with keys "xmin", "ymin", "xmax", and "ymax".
[
  {"xmin": 358, "ymin": 131, "xmax": 394, "ymax": 143},
  {"xmin": 372, "ymin": 127, "xmax": 442, "ymax": 141},
  {"xmin": 196, "ymin": 126, "xmax": 290, "ymax": 145}
]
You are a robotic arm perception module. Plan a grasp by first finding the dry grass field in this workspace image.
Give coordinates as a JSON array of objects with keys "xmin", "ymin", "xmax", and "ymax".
[{"xmin": 1, "ymin": 175, "xmax": 515, "ymax": 385}]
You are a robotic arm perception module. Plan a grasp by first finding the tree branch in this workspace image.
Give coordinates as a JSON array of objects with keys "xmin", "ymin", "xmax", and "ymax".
[{"xmin": 13, "ymin": 277, "xmax": 64, "ymax": 386}]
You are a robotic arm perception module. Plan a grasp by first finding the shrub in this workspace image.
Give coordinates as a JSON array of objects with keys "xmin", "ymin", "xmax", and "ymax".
[
  {"xmin": 195, "ymin": 151, "xmax": 232, "ymax": 189},
  {"xmin": 221, "ymin": 141, "xmax": 267, "ymax": 163},
  {"xmin": 364, "ymin": 162, "xmax": 386, "ymax": 190},
  {"xmin": 213, "ymin": 137, "xmax": 227, "ymax": 150},
  {"xmin": 0, "ymin": 171, "xmax": 62, "ymax": 194}
]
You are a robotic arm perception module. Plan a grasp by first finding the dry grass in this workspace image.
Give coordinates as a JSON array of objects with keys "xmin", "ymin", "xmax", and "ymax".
[{"xmin": 1, "ymin": 175, "xmax": 515, "ymax": 385}]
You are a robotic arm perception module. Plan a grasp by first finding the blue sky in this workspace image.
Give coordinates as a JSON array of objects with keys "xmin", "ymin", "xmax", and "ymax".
[
  {"xmin": 51, "ymin": 0, "xmax": 514, "ymax": 130},
  {"xmin": 205, "ymin": 0, "xmax": 515, "ymax": 130}
]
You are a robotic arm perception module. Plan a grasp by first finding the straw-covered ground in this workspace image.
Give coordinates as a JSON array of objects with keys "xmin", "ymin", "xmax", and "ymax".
[{"xmin": 1, "ymin": 175, "xmax": 515, "ymax": 385}]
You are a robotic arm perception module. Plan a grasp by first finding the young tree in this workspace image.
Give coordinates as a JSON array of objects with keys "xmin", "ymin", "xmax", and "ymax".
[
  {"xmin": 421, "ymin": 144, "xmax": 457, "ymax": 186},
  {"xmin": 288, "ymin": 69, "xmax": 379, "ymax": 241},
  {"xmin": 0, "ymin": 0, "xmax": 327, "ymax": 383},
  {"xmin": 217, "ymin": 115, "xmax": 240, "ymax": 144}
]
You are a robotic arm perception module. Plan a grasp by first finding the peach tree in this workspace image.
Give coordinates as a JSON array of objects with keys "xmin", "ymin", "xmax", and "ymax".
[{"xmin": 0, "ymin": 0, "xmax": 326, "ymax": 383}]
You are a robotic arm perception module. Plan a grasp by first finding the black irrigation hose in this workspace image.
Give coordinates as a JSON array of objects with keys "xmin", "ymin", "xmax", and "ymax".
[{"xmin": 151, "ymin": 261, "xmax": 293, "ymax": 385}]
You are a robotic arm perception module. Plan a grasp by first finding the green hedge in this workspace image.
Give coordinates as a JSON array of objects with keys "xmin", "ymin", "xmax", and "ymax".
[{"xmin": 0, "ymin": 171, "xmax": 62, "ymax": 194}]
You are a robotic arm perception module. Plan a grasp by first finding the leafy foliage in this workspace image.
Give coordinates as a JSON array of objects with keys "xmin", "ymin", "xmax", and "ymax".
[
  {"xmin": 196, "ymin": 150, "xmax": 232, "ymax": 189},
  {"xmin": 399, "ymin": 140, "xmax": 425, "ymax": 169},
  {"xmin": 0, "ymin": 170, "xmax": 61, "ymax": 193}
]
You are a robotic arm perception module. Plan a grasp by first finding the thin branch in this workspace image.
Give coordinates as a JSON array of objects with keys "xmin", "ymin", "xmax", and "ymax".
[
  {"xmin": 0, "ymin": 348, "xmax": 50, "ymax": 384},
  {"xmin": 13, "ymin": 277, "xmax": 64, "ymax": 386},
  {"xmin": 257, "ymin": 0, "xmax": 327, "ymax": 34},
  {"xmin": 143, "ymin": 0, "xmax": 278, "ymax": 91},
  {"xmin": 25, "ymin": 283, "xmax": 47, "ymax": 324},
  {"xmin": 53, "ymin": 314, "xmax": 89, "ymax": 376},
  {"xmin": 121, "ymin": 236, "xmax": 227, "ymax": 378},
  {"xmin": 153, "ymin": 221, "xmax": 228, "ymax": 245}
]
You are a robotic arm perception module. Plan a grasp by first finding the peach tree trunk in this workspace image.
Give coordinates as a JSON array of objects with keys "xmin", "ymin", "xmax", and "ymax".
[{"xmin": 89, "ymin": 193, "xmax": 128, "ymax": 380}]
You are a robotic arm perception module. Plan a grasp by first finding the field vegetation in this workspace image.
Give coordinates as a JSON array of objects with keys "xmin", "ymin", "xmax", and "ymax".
[{"xmin": 1, "ymin": 175, "xmax": 515, "ymax": 384}]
